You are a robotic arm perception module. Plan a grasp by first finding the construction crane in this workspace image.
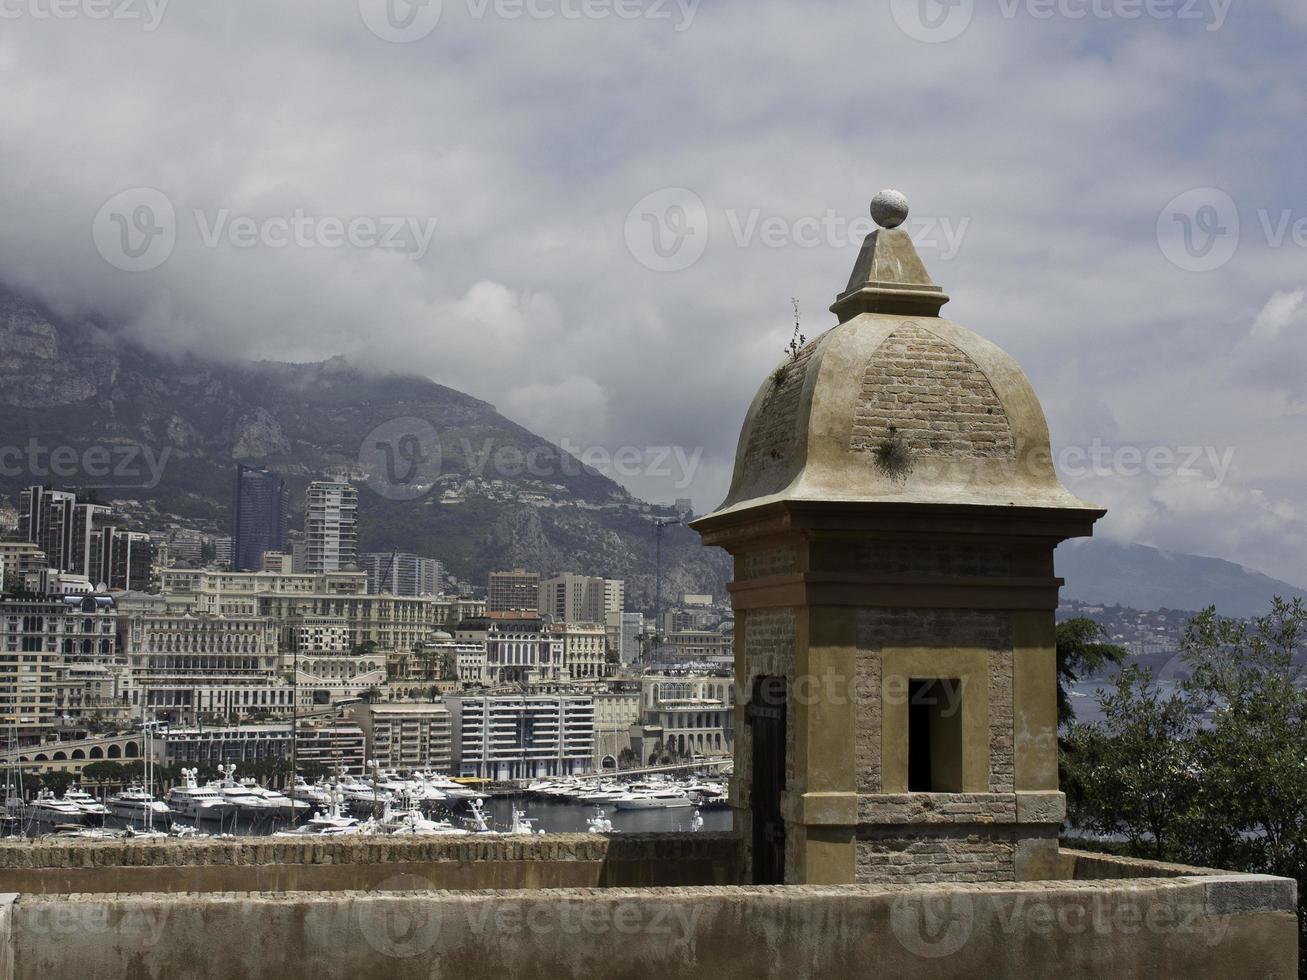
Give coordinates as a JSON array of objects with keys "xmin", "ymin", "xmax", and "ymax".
[{"xmin": 649, "ymin": 517, "xmax": 681, "ymax": 664}]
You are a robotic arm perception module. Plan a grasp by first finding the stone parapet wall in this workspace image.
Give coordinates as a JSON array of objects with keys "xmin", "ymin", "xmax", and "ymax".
[
  {"xmin": 1, "ymin": 868, "xmax": 1294, "ymax": 980},
  {"xmin": 0, "ymin": 833, "xmax": 742, "ymax": 896}
]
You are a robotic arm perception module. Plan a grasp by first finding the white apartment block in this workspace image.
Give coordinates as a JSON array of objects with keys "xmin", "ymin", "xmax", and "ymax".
[
  {"xmin": 359, "ymin": 552, "xmax": 443, "ymax": 597},
  {"xmin": 446, "ymin": 693, "xmax": 594, "ymax": 780},
  {"xmin": 538, "ymin": 573, "xmax": 624, "ymax": 624},
  {"xmin": 304, "ymin": 481, "xmax": 358, "ymax": 573},
  {"xmin": 352, "ymin": 702, "xmax": 453, "ymax": 772}
]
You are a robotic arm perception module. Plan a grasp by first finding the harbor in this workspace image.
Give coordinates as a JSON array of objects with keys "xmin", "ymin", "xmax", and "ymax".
[{"xmin": 1, "ymin": 768, "xmax": 732, "ymax": 840}]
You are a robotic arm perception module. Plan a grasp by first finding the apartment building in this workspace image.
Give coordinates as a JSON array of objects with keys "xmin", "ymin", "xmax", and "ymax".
[
  {"xmin": 117, "ymin": 605, "xmax": 289, "ymax": 721},
  {"xmin": 304, "ymin": 481, "xmax": 358, "ymax": 573},
  {"xmin": 537, "ymin": 573, "xmax": 623, "ymax": 624},
  {"xmin": 352, "ymin": 702, "xmax": 453, "ymax": 772},
  {"xmin": 0, "ymin": 593, "xmax": 118, "ymax": 735},
  {"xmin": 360, "ymin": 552, "xmax": 443, "ymax": 597},
  {"xmin": 552, "ymin": 621, "xmax": 608, "ymax": 679},
  {"xmin": 486, "ymin": 569, "xmax": 539, "ymax": 613},
  {"xmin": 445, "ymin": 693, "xmax": 594, "ymax": 780}
]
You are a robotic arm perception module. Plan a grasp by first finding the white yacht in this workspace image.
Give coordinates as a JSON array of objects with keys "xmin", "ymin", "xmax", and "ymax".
[
  {"xmin": 107, "ymin": 784, "xmax": 173, "ymax": 826},
  {"xmin": 338, "ymin": 773, "xmax": 390, "ymax": 809},
  {"xmin": 289, "ymin": 776, "xmax": 331, "ymax": 808},
  {"xmin": 586, "ymin": 807, "xmax": 615, "ymax": 833},
  {"xmin": 165, "ymin": 769, "xmax": 239, "ymax": 821},
  {"xmin": 28, "ymin": 788, "xmax": 88, "ymax": 824},
  {"xmin": 376, "ymin": 792, "xmax": 467, "ymax": 836},
  {"xmin": 276, "ymin": 785, "xmax": 362, "ymax": 836},
  {"xmin": 62, "ymin": 785, "xmax": 111, "ymax": 822},
  {"xmin": 418, "ymin": 772, "xmax": 476, "ymax": 801},
  {"xmin": 613, "ymin": 788, "xmax": 692, "ymax": 810}
]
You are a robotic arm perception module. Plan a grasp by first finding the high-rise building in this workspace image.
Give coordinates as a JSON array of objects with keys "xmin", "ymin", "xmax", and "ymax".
[
  {"xmin": 231, "ymin": 466, "xmax": 288, "ymax": 572},
  {"xmin": 211, "ymin": 536, "xmax": 233, "ymax": 569},
  {"xmin": 606, "ymin": 610, "xmax": 644, "ymax": 665},
  {"xmin": 486, "ymin": 569, "xmax": 540, "ymax": 613},
  {"xmin": 538, "ymin": 573, "xmax": 624, "ymax": 624},
  {"xmin": 359, "ymin": 553, "xmax": 443, "ymax": 596},
  {"xmin": 98, "ymin": 528, "xmax": 154, "ymax": 592},
  {"xmin": 304, "ymin": 481, "xmax": 358, "ymax": 573},
  {"xmin": 18, "ymin": 487, "xmax": 113, "ymax": 578}
]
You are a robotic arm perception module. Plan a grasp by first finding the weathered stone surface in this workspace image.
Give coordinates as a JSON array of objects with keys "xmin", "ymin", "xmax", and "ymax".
[
  {"xmin": 856, "ymin": 829, "xmax": 1018, "ymax": 884},
  {"xmin": 851, "ymin": 322, "xmax": 1016, "ymax": 461},
  {"xmin": 5, "ymin": 870, "xmax": 1297, "ymax": 980},
  {"xmin": 857, "ymin": 794, "xmax": 1018, "ymax": 826},
  {"xmin": 0, "ymin": 833, "xmax": 742, "ymax": 896}
]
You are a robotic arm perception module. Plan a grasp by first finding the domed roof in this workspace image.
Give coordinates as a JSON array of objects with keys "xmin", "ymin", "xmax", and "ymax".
[{"xmin": 700, "ymin": 193, "xmax": 1100, "ymax": 523}]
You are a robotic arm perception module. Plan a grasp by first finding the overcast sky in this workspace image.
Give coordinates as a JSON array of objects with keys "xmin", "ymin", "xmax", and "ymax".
[{"xmin": 1, "ymin": 0, "xmax": 1304, "ymax": 584}]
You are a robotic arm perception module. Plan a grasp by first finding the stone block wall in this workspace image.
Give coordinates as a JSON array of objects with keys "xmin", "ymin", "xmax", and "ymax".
[{"xmin": 851, "ymin": 322, "xmax": 1016, "ymax": 460}]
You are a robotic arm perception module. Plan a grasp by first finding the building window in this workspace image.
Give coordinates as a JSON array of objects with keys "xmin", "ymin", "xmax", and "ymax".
[{"xmin": 907, "ymin": 678, "xmax": 963, "ymax": 793}]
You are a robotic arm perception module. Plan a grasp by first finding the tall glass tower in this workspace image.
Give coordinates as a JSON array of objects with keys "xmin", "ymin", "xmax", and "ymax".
[{"xmin": 231, "ymin": 465, "xmax": 289, "ymax": 572}]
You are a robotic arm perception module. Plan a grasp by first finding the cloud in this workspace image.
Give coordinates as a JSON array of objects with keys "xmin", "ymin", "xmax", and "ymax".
[{"xmin": 0, "ymin": 0, "xmax": 1304, "ymax": 583}]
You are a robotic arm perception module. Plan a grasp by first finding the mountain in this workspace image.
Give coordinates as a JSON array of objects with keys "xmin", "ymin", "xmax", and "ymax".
[
  {"xmin": 0, "ymin": 286, "xmax": 730, "ymax": 608},
  {"xmin": 1056, "ymin": 538, "xmax": 1307, "ymax": 619}
]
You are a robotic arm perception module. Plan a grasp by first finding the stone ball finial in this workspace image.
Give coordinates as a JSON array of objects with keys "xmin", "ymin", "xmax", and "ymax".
[{"xmin": 870, "ymin": 189, "xmax": 910, "ymax": 229}]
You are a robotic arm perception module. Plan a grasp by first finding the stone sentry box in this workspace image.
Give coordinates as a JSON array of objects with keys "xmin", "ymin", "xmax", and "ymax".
[{"xmin": 691, "ymin": 191, "xmax": 1104, "ymax": 887}]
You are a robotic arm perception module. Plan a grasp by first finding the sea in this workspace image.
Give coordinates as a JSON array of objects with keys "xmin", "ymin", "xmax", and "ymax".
[{"xmin": 15, "ymin": 794, "xmax": 733, "ymax": 838}]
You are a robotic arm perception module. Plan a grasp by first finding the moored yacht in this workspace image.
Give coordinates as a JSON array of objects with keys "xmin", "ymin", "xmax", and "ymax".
[
  {"xmin": 28, "ymin": 788, "xmax": 88, "ymax": 824},
  {"xmin": 165, "ymin": 769, "xmax": 239, "ymax": 821},
  {"xmin": 62, "ymin": 785, "xmax": 111, "ymax": 823},
  {"xmin": 107, "ymin": 784, "xmax": 173, "ymax": 826},
  {"xmin": 613, "ymin": 787, "xmax": 692, "ymax": 810}
]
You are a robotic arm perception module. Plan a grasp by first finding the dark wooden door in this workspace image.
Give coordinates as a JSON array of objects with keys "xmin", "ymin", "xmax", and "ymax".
[{"xmin": 747, "ymin": 675, "xmax": 787, "ymax": 885}]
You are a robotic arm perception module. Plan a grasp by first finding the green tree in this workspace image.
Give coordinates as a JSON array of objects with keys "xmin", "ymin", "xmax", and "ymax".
[
  {"xmin": 1061, "ymin": 664, "xmax": 1197, "ymax": 859},
  {"xmin": 1055, "ymin": 617, "xmax": 1127, "ymax": 726},
  {"xmin": 38, "ymin": 770, "xmax": 74, "ymax": 796},
  {"xmin": 1065, "ymin": 598, "xmax": 1307, "ymax": 974}
]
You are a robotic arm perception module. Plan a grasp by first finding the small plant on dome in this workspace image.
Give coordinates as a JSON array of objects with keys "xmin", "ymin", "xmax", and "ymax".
[
  {"xmin": 873, "ymin": 426, "xmax": 913, "ymax": 481},
  {"xmin": 771, "ymin": 298, "xmax": 807, "ymax": 388}
]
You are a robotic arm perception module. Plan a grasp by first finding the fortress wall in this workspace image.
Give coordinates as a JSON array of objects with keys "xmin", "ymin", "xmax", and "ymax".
[
  {"xmin": 0, "ymin": 871, "xmax": 1295, "ymax": 980},
  {"xmin": 0, "ymin": 833, "xmax": 742, "ymax": 896}
]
